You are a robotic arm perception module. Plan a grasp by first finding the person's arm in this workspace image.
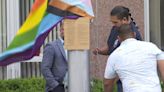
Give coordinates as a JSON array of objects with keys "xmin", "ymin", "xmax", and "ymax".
[
  {"xmin": 41, "ymin": 43, "xmax": 59, "ymax": 89},
  {"xmin": 93, "ymin": 27, "xmax": 118, "ymax": 56},
  {"xmin": 92, "ymin": 45, "xmax": 109, "ymax": 55},
  {"xmin": 151, "ymin": 43, "xmax": 164, "ymax": 82},
  {"xmin": 104, "ymin": 53, "xmax": 117, "ymax": 92},
  {"xmin": 157, "ymin": 52, "xmax": 164, "ymax": 82},
  {"xmin": 104, "ymin": 78, "xmax": 115, "ymax": 92},
  {"xmin": 158, "ymin": 60, "xmax": 164, "ymax": 82}
]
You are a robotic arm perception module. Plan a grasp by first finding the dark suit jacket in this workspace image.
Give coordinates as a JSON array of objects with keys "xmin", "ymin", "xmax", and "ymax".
[{"xmin": 41, "ymin": 39, "xmax": 68, "ymax": 92}]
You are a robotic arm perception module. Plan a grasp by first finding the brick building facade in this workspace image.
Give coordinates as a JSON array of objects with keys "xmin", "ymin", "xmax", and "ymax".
[{"xmin": 90, "ymin": 0, "xmax": 144, "ymax": 79}]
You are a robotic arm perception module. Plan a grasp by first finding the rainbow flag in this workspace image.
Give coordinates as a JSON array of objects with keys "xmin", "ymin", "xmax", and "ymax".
[{"xmin": 0, "ymin": 0, "xmax": 94, "ymax": 66}]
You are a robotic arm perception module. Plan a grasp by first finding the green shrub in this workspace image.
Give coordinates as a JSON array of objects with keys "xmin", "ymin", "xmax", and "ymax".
[
  {"xmin": 0, "ymin": 78, "xmax": 163, "ymax": 92},
  {"xmin": 0, "ymin": 78, "xmax": 45, "ymax": 92},
  {"xmin": 91, "ymin": 79, "xmax": 104, "ymax": 92},
  {"xmin": 90, "ymin": 78, "xmax": 117, "ymax": 92},
  {"xmin": 0, "ymin": 78, "xmax": 105, "ymax": 92}
]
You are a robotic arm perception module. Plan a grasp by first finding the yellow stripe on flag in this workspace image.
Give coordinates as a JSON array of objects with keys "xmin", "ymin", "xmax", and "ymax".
[{"xmin": 17, "ymin": 0, "xmax": 47, "ymax": 35}]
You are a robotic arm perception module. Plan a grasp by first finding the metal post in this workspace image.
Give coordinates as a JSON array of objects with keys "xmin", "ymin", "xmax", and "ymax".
[{"xmin": 68, "ymin": 50, "xmax": 90, "ymax": 92}]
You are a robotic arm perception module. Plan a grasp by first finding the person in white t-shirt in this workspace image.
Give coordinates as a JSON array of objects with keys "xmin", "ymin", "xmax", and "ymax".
[{"xmin": 104, "ymin": 24, "xmax": 164, "ymax": 92}]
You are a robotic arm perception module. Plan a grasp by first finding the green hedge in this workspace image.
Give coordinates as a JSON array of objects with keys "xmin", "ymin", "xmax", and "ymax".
[
  {"xmin": 0, "ymin": 78, "xmax": 105, "ymax": 92},
  {"xmin": 0, "ymin": 78, "xmax": 45, "ymax": 92},
  {"xmin": 91, "ymin": 79, "xmax": 104, "ymax": 92},
  {"xmin": 91, "ymin": 79, "xmax": 117, "ymax": 92},
  {"xmin": 90, "ymin": 79, "xmax": 164, "ymax": 92},
  {"xmin": 0, "ymin": 78, "xmax": 163, "ymax": 92}
]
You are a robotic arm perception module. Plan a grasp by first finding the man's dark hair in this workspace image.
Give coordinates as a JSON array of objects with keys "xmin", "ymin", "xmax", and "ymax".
[
  {"xmin": 118, "ymin": 24, "xmax": 132, "ymax": 37},
  {"xmin": 111, "ymin": 6, "xmax": 137, "ymax": 25},
  {"xmin": 111, "ymin": 6, "xmax": 130, "ymax": 20}
]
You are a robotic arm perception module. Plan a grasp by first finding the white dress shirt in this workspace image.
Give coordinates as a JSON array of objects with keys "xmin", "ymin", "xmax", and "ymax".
[
  {"xmin": 59, "ymin": 37, "xmax": 68, "ymax": 59},
  {"xmin": 104, "ymin": 38, "xmax": 164, "ymax": 92}
]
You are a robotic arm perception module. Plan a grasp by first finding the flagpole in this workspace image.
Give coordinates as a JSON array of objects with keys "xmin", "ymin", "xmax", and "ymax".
[
  {"xmin": 68, "ymin": 50, "xmax": 90, "ymax": 92},
  {"xmin": 64, "ymin": 17, "xmax": 91, "ymax": 92}
]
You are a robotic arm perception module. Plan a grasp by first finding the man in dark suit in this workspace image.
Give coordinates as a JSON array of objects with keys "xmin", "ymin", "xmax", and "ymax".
[{"xmin": 41, "ymin": 24, "xmax": 68, "ymax": 92}]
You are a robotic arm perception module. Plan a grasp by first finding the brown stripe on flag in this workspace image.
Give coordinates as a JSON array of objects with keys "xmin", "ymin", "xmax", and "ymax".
[{"xmin": 49, "ymin": 0, "xmax": 93, "ymax": 19}]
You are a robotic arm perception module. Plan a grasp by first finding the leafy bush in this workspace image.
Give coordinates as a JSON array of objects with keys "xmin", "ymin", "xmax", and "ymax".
[
  {"xmin": 91, "ymin": 79, "xmax": 104, "ymax": 92},
  {"xmin": 90, "ymin": 79, "xmax": 164, "ymax": 92},
  {"xmin": 0, "ymin": 78, "xmax": 163, "ymax": 92},
  {"xmin": 0, "ymin": 78, "xmax": 105, "ymax": 92},
  {"xmin": 90, "ymin": 78, "xmax": 117, "ymax": 92},
  {"xmin": 0, "ymin": 78, "xmax": 45, "ymax": 92}
]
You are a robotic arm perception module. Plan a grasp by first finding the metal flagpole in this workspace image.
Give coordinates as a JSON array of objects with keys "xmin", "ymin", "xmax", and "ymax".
[
  {"xmin": 65, "ymin": 18, "xmax": 90, "ymax": 92},
  {"xmin": 68, "ymin": 50, "xmax": 90, "ymax": 92}
]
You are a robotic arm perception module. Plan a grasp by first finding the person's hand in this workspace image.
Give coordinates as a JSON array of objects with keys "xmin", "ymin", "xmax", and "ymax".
[{"xmin": 92, "ymin": 48, "xmax": 101, "ymax": 55}]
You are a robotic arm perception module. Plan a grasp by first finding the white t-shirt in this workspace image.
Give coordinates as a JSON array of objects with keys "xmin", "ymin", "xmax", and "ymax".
[{"xmin": 104, "ymin": 38, "xmax": 164, "ymax": 92}]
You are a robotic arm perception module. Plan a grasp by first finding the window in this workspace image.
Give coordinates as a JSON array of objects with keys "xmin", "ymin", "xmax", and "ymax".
[{"xmin": 150, "ymin": 0, "xmax": 163, "ymax": 51}]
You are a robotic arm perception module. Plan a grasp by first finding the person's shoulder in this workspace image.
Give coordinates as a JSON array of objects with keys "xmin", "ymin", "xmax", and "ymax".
[
  {"xmin": 110, "ymin": 46, "xmax": 122, "ymax": 58},
  {"xmin": 137, "ymin": 40, "xmax": 158, "ymax": 49},
  {"xmin": 138, "ymin": 40, "xmax": 154, "ymax": 45},
  {"xmin": 130, "ymin": 22, "xmax": 139, "ymax": 32},
  {"xmin": 111, "ymin": 26, "xmax": 117, "ymax": 31},
  {"xmin": 108, "ymin": 49, "xmax": 122, "ymax": 64},
  {"xmin": 147, "ymin": 42, "xmax": 159, "ymax": 49},
  {"xmin": 46, "ymin": 39, "xmax": 60, "ymax": 46},
  {"xmin": 130, "ymin": 22, "xmax": 137, "ymax": 28}
]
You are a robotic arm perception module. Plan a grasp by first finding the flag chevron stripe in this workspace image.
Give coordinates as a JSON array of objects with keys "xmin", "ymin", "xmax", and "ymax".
[
  {"xmin": 47, "ymin": 6, "xmax": 79, "ymax": 17},
  {"xmin": 49, "ymin": 0, "xmax": 94, "ymax": 18},
  {"xmin": 37, "ymin": 14, "xmax": 63, "ymax": 36},
  {"xmin": 61, "ymin": 0, "xmax": 94, "ymax": 17}
]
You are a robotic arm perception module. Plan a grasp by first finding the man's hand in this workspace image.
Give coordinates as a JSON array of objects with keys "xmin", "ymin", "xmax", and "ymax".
[
  {"xmin": 92, "ymin": 45, "xmax": 109, "ymax": 55},
  {"xmin": 92, "ymin": 48, "xmax": 101, "ymax": 55}
]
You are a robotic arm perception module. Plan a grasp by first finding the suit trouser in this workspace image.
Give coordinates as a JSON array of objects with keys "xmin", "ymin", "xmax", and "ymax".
[{"xmin": 49, "ymin": 84, "xmax": 65, "ymax": 92}]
